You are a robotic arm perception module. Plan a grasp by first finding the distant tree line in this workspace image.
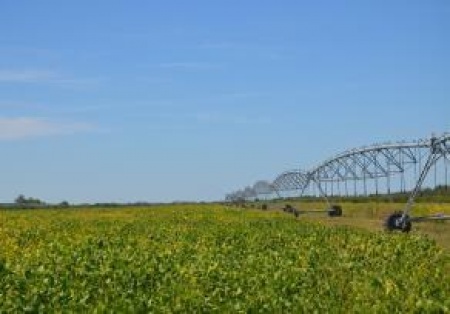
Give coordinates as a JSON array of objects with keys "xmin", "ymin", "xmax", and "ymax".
[
  {"xmin": 14, "ymin": 194, "xmax": 46, "ymax": 207},
  {"xmin": 0, "ymin": 195, "xmax": 180, "ymax": 210}
]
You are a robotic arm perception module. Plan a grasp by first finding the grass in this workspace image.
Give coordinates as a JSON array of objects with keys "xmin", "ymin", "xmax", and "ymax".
[{"xmin": 261, "ymin": 201, "xmax": 450, "ymax": 250}]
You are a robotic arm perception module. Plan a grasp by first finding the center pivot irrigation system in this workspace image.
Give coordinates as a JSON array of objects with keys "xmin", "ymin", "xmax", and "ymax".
[{"xmin": 226, "ymin": 132, "xmax": 450, "ymax": 232}]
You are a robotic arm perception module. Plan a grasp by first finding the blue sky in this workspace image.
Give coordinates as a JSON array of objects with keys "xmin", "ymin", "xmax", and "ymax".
[{"xmin": 0, "ymin": 1, "xmax": 449, "ymax": 203}]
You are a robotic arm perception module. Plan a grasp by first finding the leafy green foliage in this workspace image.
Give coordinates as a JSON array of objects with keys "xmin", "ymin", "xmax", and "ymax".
[{"xmin": 1, "ymin": 205, "xmax": 449, "ymax": 312}]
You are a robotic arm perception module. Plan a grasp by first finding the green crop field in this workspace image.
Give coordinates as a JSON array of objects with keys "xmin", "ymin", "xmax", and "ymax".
[{"xmin": 1, "ymin": 204, "xmax": 450, "ymax": 312}]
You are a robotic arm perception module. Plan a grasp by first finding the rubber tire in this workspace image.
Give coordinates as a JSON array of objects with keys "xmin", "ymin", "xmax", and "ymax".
[
  {"xmin": 328, "ymin": 205, "xmax": 343, "ymax": 217},
  {"xmin": 385, "ymin": 212, "xmax": 412, "ymax": 233},
  {"xmin": 284, "ymin": 204, "xmax": 293, "ymax": 213}
]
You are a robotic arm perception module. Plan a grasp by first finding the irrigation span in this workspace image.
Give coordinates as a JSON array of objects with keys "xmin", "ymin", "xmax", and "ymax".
[{"xmin": 226, "ymin": 132, "xmax": 450, "ymax": 231}]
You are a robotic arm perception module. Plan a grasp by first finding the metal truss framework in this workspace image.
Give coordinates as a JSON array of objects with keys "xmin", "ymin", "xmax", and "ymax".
[{"xmin": 227, "ymin": 133, "xmax": 450, "ymax": 207}]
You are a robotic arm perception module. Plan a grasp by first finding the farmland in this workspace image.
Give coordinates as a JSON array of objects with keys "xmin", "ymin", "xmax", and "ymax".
[
  {"xmin": 1, "ymin": 204, "xmax": 450, "ymax": 312},
  {"xmin": 266, "ymin": 201, "xmax": 450, "ymax": 250}
]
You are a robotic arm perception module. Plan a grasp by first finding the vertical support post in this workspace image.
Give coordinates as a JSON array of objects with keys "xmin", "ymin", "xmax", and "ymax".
[
  {"xmin": 400, "ymin": 149, "xmax": 406, "ymax": 193},
  {"xmin": 363, "ymin": 174, "xmax": 367, "ymax": 197},
  {"xmin": 414, "ymin": 147, "xmax": 418, "ymax": 189},
  {"xmin": 446, "ymin": 156, "xmax": 448, "ymax": 190},
  {"xmin": 362, "ymin": 156, "xmax": 367, "ymax": 197},
  {"xmin": 387, "ymin": 175, "xmax": 391, "ymax": 195},
  {"xmin": 311, "ymin": 177, "xmax": 331, "ymax": 209},
  {"xmin": 402, "ymin": 153, "xmax": 440, "ymax": 218},
  {"xmin": 402, "ymin": 135, "xmax": 442, "ymax": 219},
  {"xmin": 434, "ymin": 158, "xmax": 438, "ymax": 189},
  {"xmin": 273, "ymin": 187, "xmax": 282, "ymax": 199},
  {"xmin": 375, "ymin": 174, "xmax": 379, "ymax": 196},
  {"xmin": 387, "ymin": 160, "xmax": 391, "ymax": 195}
]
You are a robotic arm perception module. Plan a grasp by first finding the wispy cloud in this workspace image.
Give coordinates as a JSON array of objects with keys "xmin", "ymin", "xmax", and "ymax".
[
  {"xmin": 153, "ymin": 111, "xmax": 271, "ymax": 126},
  {"xmin": 229, "ymin": 115, "xmax": 271, "ymax": 125},
  {"xmin": 50, "ymin": 77, "xmax": 105, "ymax": 89},
  {"xmin": 193, "ymin": 112, "xmax": 271, "ymax": 125},
  {"xmin": 0, "ymin": 46, "xmax": 56, "ymax": 57},
  {"xmin": 0, "ymin": 70, "xmax": 57, "ymax": 83},
  {"xmin": 197, "ymin": 41, "xmax": 288, "ymax": 61},
  {"xmin": 0, "ymin": 101, "xmax": 106, "ymax": 116},
  {"xmin": 197, "ymin": 41, "xmax": 245, "ymax": 50},
  {"xmin": 0, "ymin": 69, "xmax": 104, "ymax": 88},
  {"xmin": 214, "ymin": 92, "xmax": 264, "ymax": 100},
  {"xmin": 157, "ymin": 62, "xmax": 222, "ymax": 70},
  {"xmin": 0, "ymin": 101, "xmax": 47, "ymax": 111},
  {"xmin": 0, "ymin": 117, "xmax": 97, "ymax": 140}
]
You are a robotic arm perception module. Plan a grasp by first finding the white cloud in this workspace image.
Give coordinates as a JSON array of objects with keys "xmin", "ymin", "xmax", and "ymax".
[
  {"xmin": 0, "ymin": 47, "xmax": 56, "ymax": 58},
  {"xmin": 0, "ymin": 117, "xmax": 96, "ymax": 140},
  {"xmin": 144, "ymin": 112, "xmax": 271, "ymax": 131},
  {"xmin": 157, "ymin": 62, "xmax": 221, "ymax": 70},
  {"xmin": 198, "ymin": 42, "xmax": 243, "ymax": 50},
  {"xmin": 0, "ymin": 69, "xmax": 104, "ymax": 88},
  {"xmin": 230, "ymin": 115, "xmax": 271, "ymax": 125},
  {"xmin": 0, "ymin": 101, "xmax": 106, "ymax": 115},
  {"xmin": 191, "ymin": 112, "xmax": 271, "ymax": 125},
  {"xmin": 51, "ymin": 77, "xmax": 105, "ymax": 89},
  {"xmin": 0, "ymin": 70, "xmax": 57, "ymax": 83}
]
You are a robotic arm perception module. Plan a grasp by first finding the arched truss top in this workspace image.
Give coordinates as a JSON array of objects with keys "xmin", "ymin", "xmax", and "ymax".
[
  {"xmin": 272, "ymin": 170, "xmax": 309, "ymax": 192},
  {"xmin": 228, "ymin": 133, "xmax": 450, "ymax": 199},
  {"xmin": 310, "ymin": 134, "xmax": 450, "ymax": 183},
  {"xmin": 253, "ymin": 180, "xmax": 276, "ymax": 195}
]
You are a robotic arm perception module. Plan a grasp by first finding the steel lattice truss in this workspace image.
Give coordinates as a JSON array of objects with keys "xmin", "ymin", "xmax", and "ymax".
[{"xmin": 227, "ymin": 133, "xmax": 450, "ymax": 201}]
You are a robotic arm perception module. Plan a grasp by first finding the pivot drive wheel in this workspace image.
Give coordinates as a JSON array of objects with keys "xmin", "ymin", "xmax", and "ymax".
[
  {"xmin": 328, "ymin": 205, "xmax": 343, "ymax": 217},
  {"xmin": 284, "ymin": 204, "xmax": 293, "ymax": 213},
  {"xmin": 385, "ymin": 212, "xmax": 412, "ymax": 233}
]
